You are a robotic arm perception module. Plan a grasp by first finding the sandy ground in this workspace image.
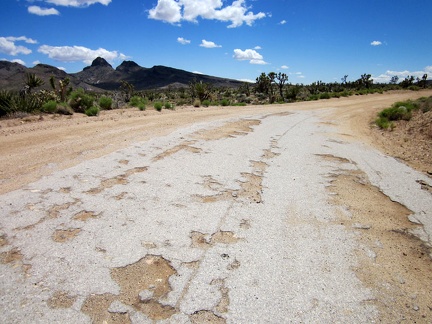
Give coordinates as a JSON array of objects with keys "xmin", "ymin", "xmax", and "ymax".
[
  {"xmin": 1, "ymin": 90, "xmax": 432, "ymax": 322},
  {"xmin": 1, "ymin": 90, "xmax": 431, "ymax": 195}
]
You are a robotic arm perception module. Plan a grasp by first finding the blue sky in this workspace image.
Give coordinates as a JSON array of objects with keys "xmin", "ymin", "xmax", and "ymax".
[{"xmin": 1, "ymin": 0, "xmax": 431, "ymax": 84}]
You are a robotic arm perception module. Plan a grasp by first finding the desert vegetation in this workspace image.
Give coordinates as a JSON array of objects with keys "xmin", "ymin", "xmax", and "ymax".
[
  {"xmin": 375, "ymin": 96, "xmax": 432, "ymax": 130},
  {"xmin": 0, "ymin": 72, "xmax": 430, "ymax": 119}
]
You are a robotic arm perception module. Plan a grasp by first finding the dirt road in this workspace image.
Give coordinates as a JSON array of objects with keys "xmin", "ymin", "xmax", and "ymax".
[{"xmin": 0, "ymin": 91, "xmax": 431, "ymax": 322}]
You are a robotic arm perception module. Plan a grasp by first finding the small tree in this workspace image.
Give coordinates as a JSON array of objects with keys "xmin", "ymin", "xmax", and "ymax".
[
  {"xmin": 275, "ymin": 72, "xmax": 288, "ymax": 101},
  {"xmin": 120, "ymin": 80, "xmax": 134, "ymax": 102},
  {"xmin": 189, "ymin": 80, "xmax": 212, "ymax": 102},
  {"xmin": 50, "ymin": 76, "xmax": 71, "ymax": 102},
  {"xmin": 357, "ymin": 73, "xmax": 373, "ymax": 89},
  {"xmin": 390, "ymin": 75, "xmax": 399, "ymax": 85}
]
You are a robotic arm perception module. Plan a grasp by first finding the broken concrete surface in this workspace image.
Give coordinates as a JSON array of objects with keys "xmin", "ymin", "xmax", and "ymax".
[{"xmin": 0, "ymin": 110, "xmax": 431, "ymax": 322}]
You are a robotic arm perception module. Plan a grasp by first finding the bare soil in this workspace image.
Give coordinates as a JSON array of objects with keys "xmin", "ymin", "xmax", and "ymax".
[{"xmin": 1, "ymin": 90, "xmax": 431, "ymax": 195}]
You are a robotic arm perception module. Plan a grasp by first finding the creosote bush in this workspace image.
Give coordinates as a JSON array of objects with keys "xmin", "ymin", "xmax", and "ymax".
[
  {"xmin": 84, "ymin": 106, "xmax": 100, "ymax": 116},
  {"xmin": 193, "ymin": 99, "xmax": 201, "ymax": 107},
  {"xmin": 154, "ymin": 101, "xmax": 163, "ymax": 111},
  {"xmin": 42, "ymin": 100, "xmax": 57, "ymax": 113},
  {"xmin": 99, "ymin": 96, "xmax": 113, "ymax": 110},
  {"xmin": 129, "ymin": 95, "xmax": 147, "ymax": 110},
  {"xmin": 69, "ymin": 89, "xmax": 94, "ymax": 113}
]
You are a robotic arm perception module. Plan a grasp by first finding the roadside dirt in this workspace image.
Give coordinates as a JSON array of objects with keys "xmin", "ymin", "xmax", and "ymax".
[{"xmin": 1, "ymin": 90, "xmax": 431, "ymax": 195}]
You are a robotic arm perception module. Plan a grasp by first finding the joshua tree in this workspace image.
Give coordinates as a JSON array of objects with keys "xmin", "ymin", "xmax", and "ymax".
[
  {"xmin": 341, "ymin": 75, "xmax": 348, "ymax": 84},
  {"xmin": 189, "ymin": 79, "xmax": 212, "ymax": 102},
  {"xmin": 120, "ymin": 80, "xmax": 134, "ymax": 102},
  {"xmin": 390, "ymin": 75, "xmax": 399, "ymax": 85},
  {"xmin": 50, "ymin": 76, "xmax": 71, "ymax": 102},
  {"xmin": 275, "ymin": 72, "xmax": 288, "ymax": 101},
  {"xmin": 357, "ymin": 73, "xmax": 373, "ymax": 89}
]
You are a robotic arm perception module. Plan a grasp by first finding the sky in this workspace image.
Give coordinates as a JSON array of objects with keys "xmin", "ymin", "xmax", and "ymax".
[{"xmin": 1, "ymin": 0, "xmax": 431, "ymax": 84}]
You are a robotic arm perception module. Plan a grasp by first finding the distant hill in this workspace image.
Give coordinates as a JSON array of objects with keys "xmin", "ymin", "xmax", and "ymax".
[{"xmin": 0, "ymin": 57, "xmax": 244, "ymax": 92}]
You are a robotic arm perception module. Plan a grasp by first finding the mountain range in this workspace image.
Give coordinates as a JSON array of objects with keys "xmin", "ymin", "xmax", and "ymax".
[{"xmin": 0, "ymin": 57, "xmax": 244, "ymax": 92}]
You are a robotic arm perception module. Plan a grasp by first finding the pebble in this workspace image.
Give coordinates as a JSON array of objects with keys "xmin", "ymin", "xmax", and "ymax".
[
  {"xmin": 139, "ymin": 289, "xmax": 154, "ymax": 302},
  {"xmin": 352, "ymin": 223, "xmax": 372, "ymax": 230}
]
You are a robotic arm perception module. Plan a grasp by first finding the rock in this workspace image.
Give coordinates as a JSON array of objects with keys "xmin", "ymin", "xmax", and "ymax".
[
  {"xmin": 352, "ymin": 223, "xmax": 371, "ymax": 230},
  {"xmin": 139, "ymin": 289, "xmax": 154, "ymax": 302},
  {"xmin": 108, "ymin": 300, "xmax": 131, "ymax": 314}
]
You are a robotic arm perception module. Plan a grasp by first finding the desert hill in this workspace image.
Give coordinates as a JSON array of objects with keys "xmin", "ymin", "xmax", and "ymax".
[{"xmin": 0, "ymin": 58, "xmax": 244, "ymax": 92}]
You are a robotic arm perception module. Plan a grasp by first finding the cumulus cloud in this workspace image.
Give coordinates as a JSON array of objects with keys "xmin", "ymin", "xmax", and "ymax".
[
  {"xmin": 233, "ymin": 48, "xmax": 267, "ymax": 64},
  {"xmin": 279, "ymin": 20, "xmax": 287, "ymax": 25},
  {"xmin": 177, "ymin": 37, "xmax": 191, "ymax": 45},
  {"xmin": 371, "ymin": 40, "xmax": 382, "ymax": 46},
  {"xmin": 38, "ymin": 45, "xmax": 127, "ymax": 64},
  {"xmin": 148, "ymin": 0, "xmax": 266, "ymax": 28},
  {"xmin": 372, "ymin": 67, "xmax": 431, "ymax": 83},
  {"xmin": 1, "ymin": 58, "xmax": 26, "ymax": 66},
  {"xmin": 254, "ymin": 46, "xmax": 261, "ymax": 50},
  {"xmin": 44, "ymin": 0, "xmax": 111, "ymax": 7},
  {"xmin": 28, "ymin": 6, "xmax": 60, "ymax": 16},
  {"xmin": 200, "ymin": 40, "xmax": 222, "ymax": 48},
  {"xmin": 0, "ymin": 36, "xmax": 36, "ymax": 56},
  {"xmin": 281, "ymin": 65, "xmax": 289, "ymax": 69}
]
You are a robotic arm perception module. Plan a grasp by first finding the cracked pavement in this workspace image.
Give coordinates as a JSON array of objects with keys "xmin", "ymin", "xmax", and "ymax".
[{"xmin": 1, "ymin": 108, "xmax": 431, "ymax": 323}]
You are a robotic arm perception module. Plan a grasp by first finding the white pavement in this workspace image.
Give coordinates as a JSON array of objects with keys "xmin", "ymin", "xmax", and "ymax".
[{"xmin": 0, "ymin": 109, "xmax": 431, "ymax": 323}]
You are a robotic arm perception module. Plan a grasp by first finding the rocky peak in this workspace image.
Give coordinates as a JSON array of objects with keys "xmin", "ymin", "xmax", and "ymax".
[
  {"xmin": 116, "ymin": 60, "xmax": 141, "ymax": 72},
  {"xmin": 90, "ymin": 57, "xmax": 112, "ymax": 68}
]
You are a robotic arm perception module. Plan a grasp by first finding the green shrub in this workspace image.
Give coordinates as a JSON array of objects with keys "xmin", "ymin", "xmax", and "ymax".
[
  {"xmin": 193, "ymin": 99, "xmax": 201, "ymax": 107},
  {"xmin": 164, "ymin": 102, "xmax": 174, "ymax": 110},
  {"xmin": 99, "ymin": 96, "xmax": 112, "ymax": 110},
  {"xmin": 202, "ymin": 99, "xmax": 211, "ymax": 107},
  {"xmin": 319, "ymin": 92, "xmax": 331, "ymax": 99},
  {"xmin": 220, "ymin": 98, "xmax": 230, "ymax": 106},
  {"xmin": 130, "ymin": 95, "xmax": 146, "ymax": 110},
  {"xmin": 154, "ymin": 101, "xmax": 163, "ymax": 111},
  {"xmin": 56, "ymin": 103, "xmax": 73, "ymax": 115},
  {"xmin": 307, "ymin": 94, "xmax": 319, "ymax": 101},
  {"xmin": 69, "ymin": 89, "xmax": 94, "ymax": 113},
  {"xmin": 42, "ymin": 100, "xmax": 57, "ymax": 113},
  {"xmin": 84, "ymin": 106, "xmax": 99, "ymax": 116},
  {"xmin": 375, "ymin": 117, "xmax": 393, "ymax": 129},
  {"xmin": 379, "ymin": 106, "xmax": 411, "ymax": 121}
]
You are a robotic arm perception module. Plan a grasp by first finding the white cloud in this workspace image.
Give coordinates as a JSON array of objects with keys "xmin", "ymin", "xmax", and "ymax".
[
  {"xmin": 371, "ymin": 40, "xmax": 382, "ymax": 46},
  {"xmin": 177, "ymin": 37, "xmax": 191, "ymax": 45},
  {"xmin": 148, "ymin": 0, "xmax": 182, "ymax": 23},
  {"xmin": 5, "ymin": 36, "xmax": 37, "ymax": 44},
  {"xmin": 28, "ymin": 6, "xmax": 60, "ymax": 16},
  {"xmin": 281, "ymin": 65, "xmax": 289, "ymax": 69},
  {"xmin": 0, "ymin": 37, "xmax": 34, "ymax": 56},
  {"xmin": 200, "ymin": 39, "xmax": 222, "ymax": 48},
  {"xmin": 279, "ymin": 20, "xmax": 287, "ymax": 25},
  {"xmin": 238, "ymin": 78, "xmax": 255, "ymax": 83},
  {"xmin": 1, "ymin": 58, "xmax": 26, "ymax": 66},
  {"xmin": 33, "ymin": 60, "xmax": 41, "ymax": 66},
  {"xmin": 233, "ymin": 48, "xmax": 267, "ymax": 64},
  {"xmin": 193, "ymin": 71, "xmax": 203, "ymax": 74},
  {"xmin": 38, "ymin": 45, "xmax": 127, "ymax": 64},
  {"xmin": 44, "ymin": 0, "xmax": 111, "ymax": 7},
  {"xmin": 254, "ymin": 46, "xmax": 261, "ymax": 50},
  {"xmin": 57, "ymin": 66, "xmax": 66, "ymax": 71},
  {"xmin": 148, "ymin": 0, "xmax": 266, "ymax": 28},
  {"xmin": 372, "ymin": 66, "xmax": 431, "ymax": 83}
]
